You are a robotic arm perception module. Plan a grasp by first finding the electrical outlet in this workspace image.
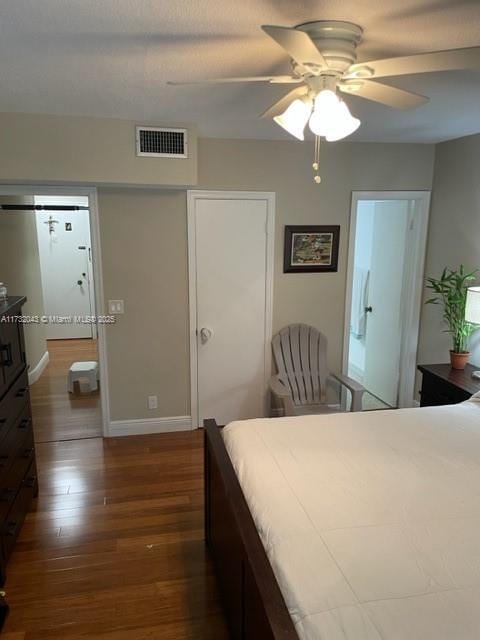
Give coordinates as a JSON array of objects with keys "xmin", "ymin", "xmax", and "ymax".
[
  {"xmin": 148, "ymin": 395, "xmax": 158, "ymax": 410},
  {"xmin": 108, "ymin": 300, "xmax": 124, "ymax": 314}
]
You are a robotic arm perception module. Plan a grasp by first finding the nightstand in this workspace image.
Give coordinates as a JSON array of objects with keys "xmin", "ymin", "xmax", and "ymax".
[{"xmin": 417, "ymin": 363, "xmax": 480, "ymax": 407}]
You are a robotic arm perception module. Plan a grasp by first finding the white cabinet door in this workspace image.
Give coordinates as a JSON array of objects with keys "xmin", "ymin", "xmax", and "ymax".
[{"xmin": 191, "ymin": 194, "xmax": 273, "ymax": 427}]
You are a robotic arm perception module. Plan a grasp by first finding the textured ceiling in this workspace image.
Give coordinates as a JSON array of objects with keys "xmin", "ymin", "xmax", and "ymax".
[{"xmin": 0, "ymin": 0, "xmax": 480, "ymax": 142}]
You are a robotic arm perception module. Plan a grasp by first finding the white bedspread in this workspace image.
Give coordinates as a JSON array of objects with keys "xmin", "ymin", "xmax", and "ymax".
[{"xmin": 223, "ymin": 401, "xmax": 480, "ymax": 640}]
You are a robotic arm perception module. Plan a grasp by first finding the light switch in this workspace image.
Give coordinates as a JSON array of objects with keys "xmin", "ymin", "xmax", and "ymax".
[{"xmin": 108, "ymin": 299, "xmax": 124, "ymax": 314}]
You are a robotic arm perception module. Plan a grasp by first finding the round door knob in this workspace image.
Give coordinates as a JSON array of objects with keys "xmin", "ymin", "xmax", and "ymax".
[
  {"xmin": 365, "ymin": 306, "xmax": 373, "ymax": 313},
  {"xmin": 200, "ymin": 327, "xmax": 212, "ymax": 343},
  {"xmin": 77, "ymin": 280, "xmax": 83, "ymax": 285}
]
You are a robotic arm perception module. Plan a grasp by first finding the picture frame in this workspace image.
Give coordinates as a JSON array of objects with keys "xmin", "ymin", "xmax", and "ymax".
[{"xmin": 283, "ymin": 225, "xmax": 340, "ymax": 273}]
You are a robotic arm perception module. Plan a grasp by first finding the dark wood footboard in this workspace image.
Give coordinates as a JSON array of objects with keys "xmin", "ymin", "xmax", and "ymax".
[{"xmin": 204, "ymin": 419, "xmax": 299, "ymax": 640}]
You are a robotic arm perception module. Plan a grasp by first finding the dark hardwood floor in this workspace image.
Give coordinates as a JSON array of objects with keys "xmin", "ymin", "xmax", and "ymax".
[
  {"xmin": 2, "ymin": 430, "xmax": 229, "ymax": 639},
  {"xmin": 30, "ymin": 339, "xmax": 102, "ymax": 443}
]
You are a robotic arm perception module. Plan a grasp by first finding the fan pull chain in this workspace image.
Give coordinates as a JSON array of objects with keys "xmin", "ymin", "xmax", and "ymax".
[{"xmin": 313, "ymin": 135, "xmax": 321, "ymax": 184}]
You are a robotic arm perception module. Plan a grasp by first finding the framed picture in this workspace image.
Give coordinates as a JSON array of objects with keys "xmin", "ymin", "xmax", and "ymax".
[{"xmin": 283, "ymin": 225, "xmax": 340, "ymax": 273}]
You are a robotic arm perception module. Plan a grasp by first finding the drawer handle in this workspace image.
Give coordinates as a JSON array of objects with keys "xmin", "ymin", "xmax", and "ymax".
[
  {"xmin": 5, "ymin": 522, "xmax": 17, "ymax": 536},
  {"xmin": 15, "ymin": 387, "xmax": 28, "ymax": 398},
  {"xmin": 0, "ymin": 344, "xmax": 12, "ymax": 367},
  {"xmin": 18, "ymin": 418, "xmax": 31, "ymax": 430},
  {"xmin": 23, "ymin": 475, "xmax": 37, "ymax": 488},
  {"xmin": 0, "ymin": 418, "xmax": 6, "ymax": 425}
]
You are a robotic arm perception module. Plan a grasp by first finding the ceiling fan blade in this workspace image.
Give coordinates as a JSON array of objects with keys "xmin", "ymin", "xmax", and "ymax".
[
  {"xmin": 261, "ymin": 86, "xmax": 309, "ymax": 118},
  {"xmin": 167, "ymin": 75, "xmax": 301, "ymax": 85},
  {"xmin": 339, "ymin": 79, "xmax": 429, "ymax": 109},
  {"xmin": 262, "ymin": 25, "xmax": 327, "ymax": 69},
  {"xmin": 347, "ymin": 46, "xmax": 480, "ymax": 79}
]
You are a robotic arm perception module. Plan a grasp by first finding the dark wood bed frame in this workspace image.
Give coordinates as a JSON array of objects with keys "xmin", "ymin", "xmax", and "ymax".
[{"xmin": 204, "ymin": 419, "xmax": 300, "ymax": 640}]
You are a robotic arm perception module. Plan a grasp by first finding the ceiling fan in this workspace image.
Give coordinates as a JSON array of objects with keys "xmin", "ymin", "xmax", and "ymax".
[{"xmin": 169, "ymin": 20, "xmax": 480, "ymax": 142}]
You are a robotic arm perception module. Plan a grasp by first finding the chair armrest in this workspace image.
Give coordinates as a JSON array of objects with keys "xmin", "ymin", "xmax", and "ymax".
[
  {"xmin": 269, "ymin": 374, "xmax": 291, "ymax": 398},
  {"xmin": 330, "ymin": 373, "xmax": 365, "ymax": 412}
]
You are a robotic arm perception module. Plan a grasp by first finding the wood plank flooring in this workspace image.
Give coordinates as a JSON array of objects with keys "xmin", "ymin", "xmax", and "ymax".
[
  {"xmin": 2, "ymin": 431, "xmax": 229, "ymax": 639},
  {"xmin": 30, "ymin": 339, "xmax": 102, "ymax": 443}
]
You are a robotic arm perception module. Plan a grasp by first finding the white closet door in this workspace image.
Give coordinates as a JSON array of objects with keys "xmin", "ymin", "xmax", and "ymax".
[{"xmin": 191, "ymin": 194, "xmax": 273, "ymax": 426}]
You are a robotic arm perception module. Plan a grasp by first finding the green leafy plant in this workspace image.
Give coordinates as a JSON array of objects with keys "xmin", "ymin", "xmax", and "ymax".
[{"xmin": 426, "ymin": 265, "xmax": 479, "ymax": 353}]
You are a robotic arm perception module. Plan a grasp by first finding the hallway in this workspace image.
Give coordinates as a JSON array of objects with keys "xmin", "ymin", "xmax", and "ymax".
[{"xmin": 30, "ymin": 339, "xmax": 102, "ymax": 443}]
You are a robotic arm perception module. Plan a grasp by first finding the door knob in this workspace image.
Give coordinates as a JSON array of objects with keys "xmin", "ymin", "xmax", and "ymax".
[
  {"xmin": 365, "ymin": 306, "xmax": 373, "ymax": 313},
  {"xmin": 77, "ymin": 280, "xmax": 83, "ymax": 285},
  {"xmin": 200, "ymin": 327, "xmax": 212, "ymax": 343}
]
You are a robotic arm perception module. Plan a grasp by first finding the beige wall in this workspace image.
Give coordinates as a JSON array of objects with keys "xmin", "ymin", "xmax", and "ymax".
[
  {"xmin": 198, "ymin": 139, "xmax": 435, "ymax": 373},
  {"xmin": 98, "ymin": 138, "xmax": 435, "ymax": 422},
  {"xmin": 0, "ymin": 112, "xmax": 197, "ymax": 187},
  {"xmin": 0, "ymin": 196, "xmax": 47, "ymax": 371},
  {"xmin": 97, "ymin": 188, "xmax": 190, "ymax": 421},
  {"xmin": 418, "ymin": 133, "xmax": 480, "ymax": 371},
  {"xmin": 0, "ymin": 110, "xmax": 437, "ymax": 422}
]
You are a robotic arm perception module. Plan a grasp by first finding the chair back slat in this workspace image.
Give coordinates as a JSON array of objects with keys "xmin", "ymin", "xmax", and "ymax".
[
  {"xmin": 300, "ymin": 324, "xmax": 314, "ymax": 403},
  {"xmin": 272, "ymin": 324, "xmax": 329, "ymax": 407},
  {"xmin": 289, "ymin": 325, "xmax": 307, "ymax": 405},
  {"xmin": 274, "ymin": 328, "xmax": 300, "ymax": 405}
]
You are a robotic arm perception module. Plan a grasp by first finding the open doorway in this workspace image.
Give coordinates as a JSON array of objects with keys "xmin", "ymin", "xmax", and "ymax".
[
  {"xmin": 343, "ymin": 192, "xmax": 430, "ymax": 409},
  {"xmin": 0, "ymin": 190, "xmax": 104, "ymax": 442}
]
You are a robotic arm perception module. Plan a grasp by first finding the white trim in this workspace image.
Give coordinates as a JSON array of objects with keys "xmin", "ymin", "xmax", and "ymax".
[
  {"xmin": 109, "ymin": 415, "xmax": 192, "ymax": 437},
  {"xmin": 28, "ymin": 350, "xmax": 49, "ymax": 385},
  {"xmin": 0, "ymin": 185, "xmax": 110, "ymax": 437},
  {"xmin": 343, "ymin": 190, "xmax": 431, "ymax": 408},
  {"xmin": 187, "ymin": 190, "xmax": 276, "ymax": 429}
]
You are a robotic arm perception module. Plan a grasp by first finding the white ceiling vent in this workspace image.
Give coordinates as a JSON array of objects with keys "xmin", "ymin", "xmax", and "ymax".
[{"xmin": 136, "ymin": 126, "xmax": 188, "ymax": 158}]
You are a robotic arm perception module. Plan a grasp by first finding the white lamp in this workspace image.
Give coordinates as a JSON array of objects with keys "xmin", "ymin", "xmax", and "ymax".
[
  {"xmin": 308, "ymin": 89, "xmax": 361, "ymax": 141},
  {"xmin": 273, "ymin": 97, "xmax": 312, "ymax": 141},
  {"xmin": 324, "ymin": 101, "xmax": 361, "ymax": 141},
  {"xmin": 465, "ymin": 286, "xmax": 480, "ymax": 378}
]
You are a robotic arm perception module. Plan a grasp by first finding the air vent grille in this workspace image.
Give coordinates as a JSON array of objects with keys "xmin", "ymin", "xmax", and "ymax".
[{"xmin": 136, "ymin": 127, "xmax": 188, "ymax": 158}]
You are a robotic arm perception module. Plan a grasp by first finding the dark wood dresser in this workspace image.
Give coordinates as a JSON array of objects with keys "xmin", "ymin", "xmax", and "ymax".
[
  {"xmin": 418, "ymin": 363, "xmax": 480, "ymax": 407},
  {"xmin": 0, "ymin": 297, "xmax": 38, "ymax": 591}
]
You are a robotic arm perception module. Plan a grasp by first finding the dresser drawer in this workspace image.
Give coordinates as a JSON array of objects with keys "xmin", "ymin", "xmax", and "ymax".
[
  {"xmin": 421, "ymin": 374, "xmax": 470, "ymax": 405},
  {"xmin": 0, "ymin": 404, "xmax": 32, "ymax": 483},
  {"xmin": 0, "ymin": 370, "xmax": 29, "ymax": 443},
  {"xmin": 2, "ymin": 461, "xmax": 37, "ymax": 562}
]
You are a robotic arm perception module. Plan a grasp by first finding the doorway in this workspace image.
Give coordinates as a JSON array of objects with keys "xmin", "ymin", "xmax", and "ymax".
[
  {"xmin": 344, "ymin": 192, "xmax": 430, "ymax": 409},
  {"xmin": 188, "ymin": 191, "xmax": 275, "ymax": 428},
  {"xmin": 0, "ymin": 188, "xmax": 105, "ymax": 443}
]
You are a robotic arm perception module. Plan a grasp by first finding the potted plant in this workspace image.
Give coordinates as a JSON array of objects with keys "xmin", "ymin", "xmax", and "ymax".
[{"xmin": 426, "ymin": 265, "xmax": 479, "ymax": 369}]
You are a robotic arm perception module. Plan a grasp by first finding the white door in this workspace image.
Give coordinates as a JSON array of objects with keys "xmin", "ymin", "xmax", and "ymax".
[
  {"xmin": 362, "ymin": 201, "xmax": 410, "ymax": 406},
  {"xmin": 36, "ymin": 209, "xmax": 95, "ymax": 339},
  {"xmin": 190, "ymin": 192, "xmax": 274, "ymax": 427}
]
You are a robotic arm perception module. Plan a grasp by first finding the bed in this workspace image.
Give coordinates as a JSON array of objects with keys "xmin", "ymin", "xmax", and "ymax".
[{"xmin": 204, "ymin": 397, "xmax": 480, "ymax": 640}]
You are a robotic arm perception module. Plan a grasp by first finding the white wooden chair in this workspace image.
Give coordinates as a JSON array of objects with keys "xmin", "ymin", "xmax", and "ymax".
[{"xmin": 270, "ymin": 324, "xmax": 365, "ymax": 416}]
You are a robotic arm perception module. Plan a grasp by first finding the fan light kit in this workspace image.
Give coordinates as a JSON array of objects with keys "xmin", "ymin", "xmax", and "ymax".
[{"xmin": 169, "ymin": 20, "xmax": 480, "ymax": 182}]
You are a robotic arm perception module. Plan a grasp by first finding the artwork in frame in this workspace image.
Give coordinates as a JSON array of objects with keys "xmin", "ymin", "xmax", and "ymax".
[{"xmin": 283, "ymin": 225, "xmax": 340, "ymax": 273}]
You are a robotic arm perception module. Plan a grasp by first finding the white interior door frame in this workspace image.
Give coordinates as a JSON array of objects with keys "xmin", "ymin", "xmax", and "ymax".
[
  {"xmin": 0, "ymin": 184, "xmax": 110, "ymax": 436},
  {"xmin": 343, "ymin": 191, "xmax": 431, "ymax": 408},
  {"xmin": 188, "ymin": 190, "xmax": 275, "ymax": 429}
]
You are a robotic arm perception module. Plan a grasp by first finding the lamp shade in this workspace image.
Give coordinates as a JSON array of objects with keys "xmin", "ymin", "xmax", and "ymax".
[
  {"xmin": 325, "ymin": 101, "xmax": 361, "ymax": 141},
  {"xmin": 465, "ymin": 287, "xmax": 480, "ymax": 324},
  {"xmin": 308, "ymin": 90, "xmax": 361, "ymax": 141},
  {"xmin": 273, "ymin": 98, "xmax": 312, "ymax": 141}
]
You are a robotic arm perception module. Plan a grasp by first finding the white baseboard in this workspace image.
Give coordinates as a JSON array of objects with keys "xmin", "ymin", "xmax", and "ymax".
[
  {"xmin": 108, "ymin": 415, "xmax": 192, "ymax": 437},
  {"xmin": 28, "ymin": 351, "xmax": 49, "ymax": 385}
]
